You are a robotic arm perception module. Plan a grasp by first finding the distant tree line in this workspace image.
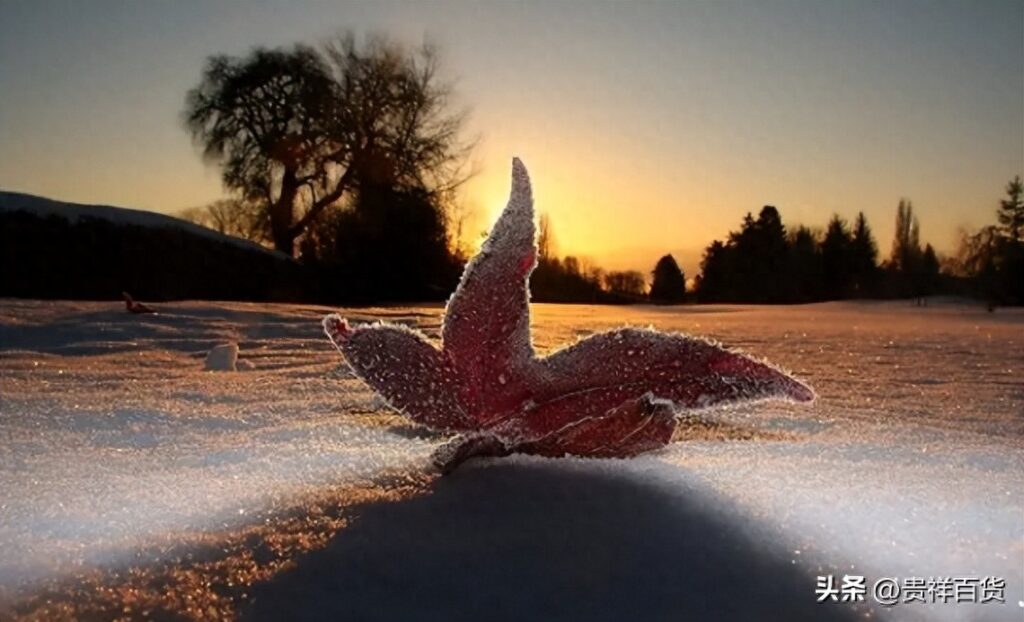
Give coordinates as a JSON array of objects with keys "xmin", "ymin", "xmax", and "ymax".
[
  {"xmin": 696, "ymin": 205, "xmax": 878, "ymax": 303},
  {"xmin": 176, "ymin": 29, "xmax": 1021, "ymax": 308},
  {"xmin": 528, "ymin": 215, "xmax": 686, "ymax": 304},
  {"xmin": 9, "ymin": 24, "xmax": 1017, "ymax": 308},
  {"xmin": 531, "ymin": 215, "xmax": 631, "ymax": 303},
  {"xmin": 691, "ymin": 176, "xmax": 1021, "ymax": 305}
]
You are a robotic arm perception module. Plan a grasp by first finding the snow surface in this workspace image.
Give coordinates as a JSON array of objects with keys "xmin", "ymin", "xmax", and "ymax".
[{"xmin": 0, "ymin": 298, "xmax": 1022, "ymax": 620}]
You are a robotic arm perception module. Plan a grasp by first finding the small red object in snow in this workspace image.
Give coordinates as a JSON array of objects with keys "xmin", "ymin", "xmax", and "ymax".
[
  {"xmin": 123, "ymin": 292, "xmax": 156, "ymax": 314},
  {"xmin": 325, "ymin": 159, "xmax": 813, "ymax": 473}
]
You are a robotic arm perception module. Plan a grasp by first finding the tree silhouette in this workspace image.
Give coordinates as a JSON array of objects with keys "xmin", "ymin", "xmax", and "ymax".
[
  {"xmin": 526, "ymin": 217, "xmax": 610, "ymax": 303},
  {"xmin": 184, "ymin": 46, "xmax": 336, "ymax": 254},
  {"xmin": 695, "ymin": 240, "xmax": 730, "ymax": 302},
  {"xmin": 185, "ymin": 35, "xmax": 470, "ymax": 255},
  {"xmin": 889, "ymin": 198, "xmax": 921, "ymax": 274},
  {"xmin": 787, "ymin": 225, "xmax": 822, "ymax": 302},
  {"xmin": 1002, "ymin": 188, "xmax": 1024, "ymax": 305},
  {"xmin": 718, "ymin": 206, "xmax": 788, "ymax": 303},
  {"xmin": 696, "ymin": 206, "xmax": 895, "ymax": 303},
  {"xmin": 649, "ymin": 254, "xmax": 686, "ymax": 304},
  {"xmin": 849, "ymin": 212, "xmax": 879, "ymax": 296},
  {"xmin": 953, "ymin": 176, "xmax": 1024, "ymax": 305},
  {"xmin": 605, "ymin": 271, "xmax": 647, "ymax": 298},
  {"xmin": 919, "ymin": 243, "xmax": 941, "ymax": 299},
  {"xmin": 820, "ymin": 215, "xmax": 853, "ymax": 299},
  {"xmin": 757, "ymin": 206, "xmax": 788, "ymax": 302},
  {"xmin": 302, "ymin": 182, "xmax": 460, "ymax": 302},
  {"xmin": 886, "ymin": 198, "xmax": 926, "ymax": 297},
  {"xmin": 993, "ymin": 176, "xmax": 1024, "ymax": 304},
  {"xmin": 997, "ymin": 175, "xmax": 1023, "ymax": 242},
  {"xmin": 179, "ymin": 198, "xmax": 270, "ymax": 245},
  {"xmin": 537, "ymin": 213, "xmax": 555, "ymax": 261}
]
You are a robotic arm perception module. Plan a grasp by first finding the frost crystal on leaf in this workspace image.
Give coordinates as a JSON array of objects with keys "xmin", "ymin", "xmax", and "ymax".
[{"xmin": 325, "ymin": 158, "xmax": 814, "ymax": 473}]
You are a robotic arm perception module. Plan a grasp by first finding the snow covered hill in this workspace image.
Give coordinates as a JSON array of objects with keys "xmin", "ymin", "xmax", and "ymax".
[
  {"xmin": 0, "ymin": 190, "xmax": 277, "ymax": 256},
  {"xmin": 0, "ymin": 192, "xmax": 301, "ymax": 302}
]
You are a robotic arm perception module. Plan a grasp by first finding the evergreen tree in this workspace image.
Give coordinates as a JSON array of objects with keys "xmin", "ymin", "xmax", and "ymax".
[
  {"xmin": 723, "ymin": 212, "xmax": 757, "ymax": 301},
  {"xmin": 995, "ymin": 176, "xmax": 1024, "ymax": 304},
  {"xmin": 696, "ymin": 240, "xmax": 730, "ymax": 302},
  {"xmin": 649, "ymin": 254, "xmax": 686, "ymax": 304},
  {"xmin": 997, "ymin": 175, "xmax": 1024, "ymax": 242},
  {"xmin": 752, "ymin": 206, "xmax": 789, "ymax": 302},
  {"xmin": 787, "ymin": 225, "xmax": 822, "ymax": 302},
  {"xmin": 820, "ymin": 215, "xmax": 853, "ymax": 299},
  {"xmin": 697, "ymin": 206, "xmax": 790, "ymax": 303},
  {"xmin": 849, "ymin": 211, "xmax": 879, "ymax": 296},
  {"xmin": 723, "ymin": 206, "xmax": 789, "ymax": 302}
]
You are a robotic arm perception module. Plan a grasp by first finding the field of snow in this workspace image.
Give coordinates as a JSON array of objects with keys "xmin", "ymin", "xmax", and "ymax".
[{"xmin": 0, "ymin": 298, "xmax": 1021, "ymax": 621}]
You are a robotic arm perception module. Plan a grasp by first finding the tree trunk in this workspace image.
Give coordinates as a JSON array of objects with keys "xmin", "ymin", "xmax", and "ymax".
[
  {"xmin": 271, "ymin": 226, "xmax": 296, "ymax": 257},
  {"xmin": 271, "ymin": 169, "xmax": 299, "ymax": 256}
]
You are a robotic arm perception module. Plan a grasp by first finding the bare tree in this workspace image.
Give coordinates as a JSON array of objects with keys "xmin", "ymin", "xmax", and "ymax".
[
  {"xmin": 184, "ymin": 34, "xmax": 472, "ymax": 255},
  {"xmin": 537, "ymin": 213, "xmax": 555, "ymax": 260},
  {"xmin": 604, "ymin": 270, "xmax": 647, "ymax": 297},
  {"xmin": 179, "ymin": 199, "xmax": 270, "ymax": 245},
  {"xmin": 445, "ymin": 197, "xmax": 475, "ymax": 259}
]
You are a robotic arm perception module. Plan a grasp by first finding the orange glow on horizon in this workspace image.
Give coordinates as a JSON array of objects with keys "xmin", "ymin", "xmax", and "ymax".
[{"xmin": 0, "ymin": 2, "xmax": 1018, "ymax": 279}]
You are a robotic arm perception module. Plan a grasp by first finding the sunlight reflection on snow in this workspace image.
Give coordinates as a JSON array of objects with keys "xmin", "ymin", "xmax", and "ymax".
[{"xmin": 0, "ymin": 299, "xmax": 1022, "ymax": 620}]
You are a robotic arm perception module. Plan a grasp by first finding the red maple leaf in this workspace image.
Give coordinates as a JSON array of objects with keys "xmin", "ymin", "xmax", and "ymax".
[{"xmin": 325, "ymin": 159, "xmax": 813, "ymax": 473}]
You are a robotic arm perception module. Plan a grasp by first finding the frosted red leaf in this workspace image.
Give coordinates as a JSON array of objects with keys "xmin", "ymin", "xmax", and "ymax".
[{"xmin": 325, "ymin": 158, "xmax": 814, "ymax": 473}]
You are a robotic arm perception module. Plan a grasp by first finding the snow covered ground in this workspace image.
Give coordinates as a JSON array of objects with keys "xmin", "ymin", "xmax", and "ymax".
[{"xmin": 0, "ymin": 298, "xmax": 1021, "ymax": 620}]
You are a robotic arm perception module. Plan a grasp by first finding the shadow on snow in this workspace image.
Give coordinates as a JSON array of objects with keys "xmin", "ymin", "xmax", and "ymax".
[{"xmin": 242, "ymin": 459, "xmax": 862, "ymax": 622}]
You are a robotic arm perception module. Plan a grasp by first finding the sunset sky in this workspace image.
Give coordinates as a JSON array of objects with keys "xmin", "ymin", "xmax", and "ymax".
[{"xmin": 1, "ymin": 0, "xmax": 1021, "ymax": 275}]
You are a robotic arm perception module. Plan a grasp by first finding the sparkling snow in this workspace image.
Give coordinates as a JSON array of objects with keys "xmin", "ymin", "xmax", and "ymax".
[{"xmin": 0, "ymin": 298, "xmax": 1021, "ymax": 620}]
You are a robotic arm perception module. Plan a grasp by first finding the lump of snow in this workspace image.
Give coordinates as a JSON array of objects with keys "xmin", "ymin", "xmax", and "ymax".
[{"xmin": 205, "ymin": 343, "xmax": 239, "ymax": 372}]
